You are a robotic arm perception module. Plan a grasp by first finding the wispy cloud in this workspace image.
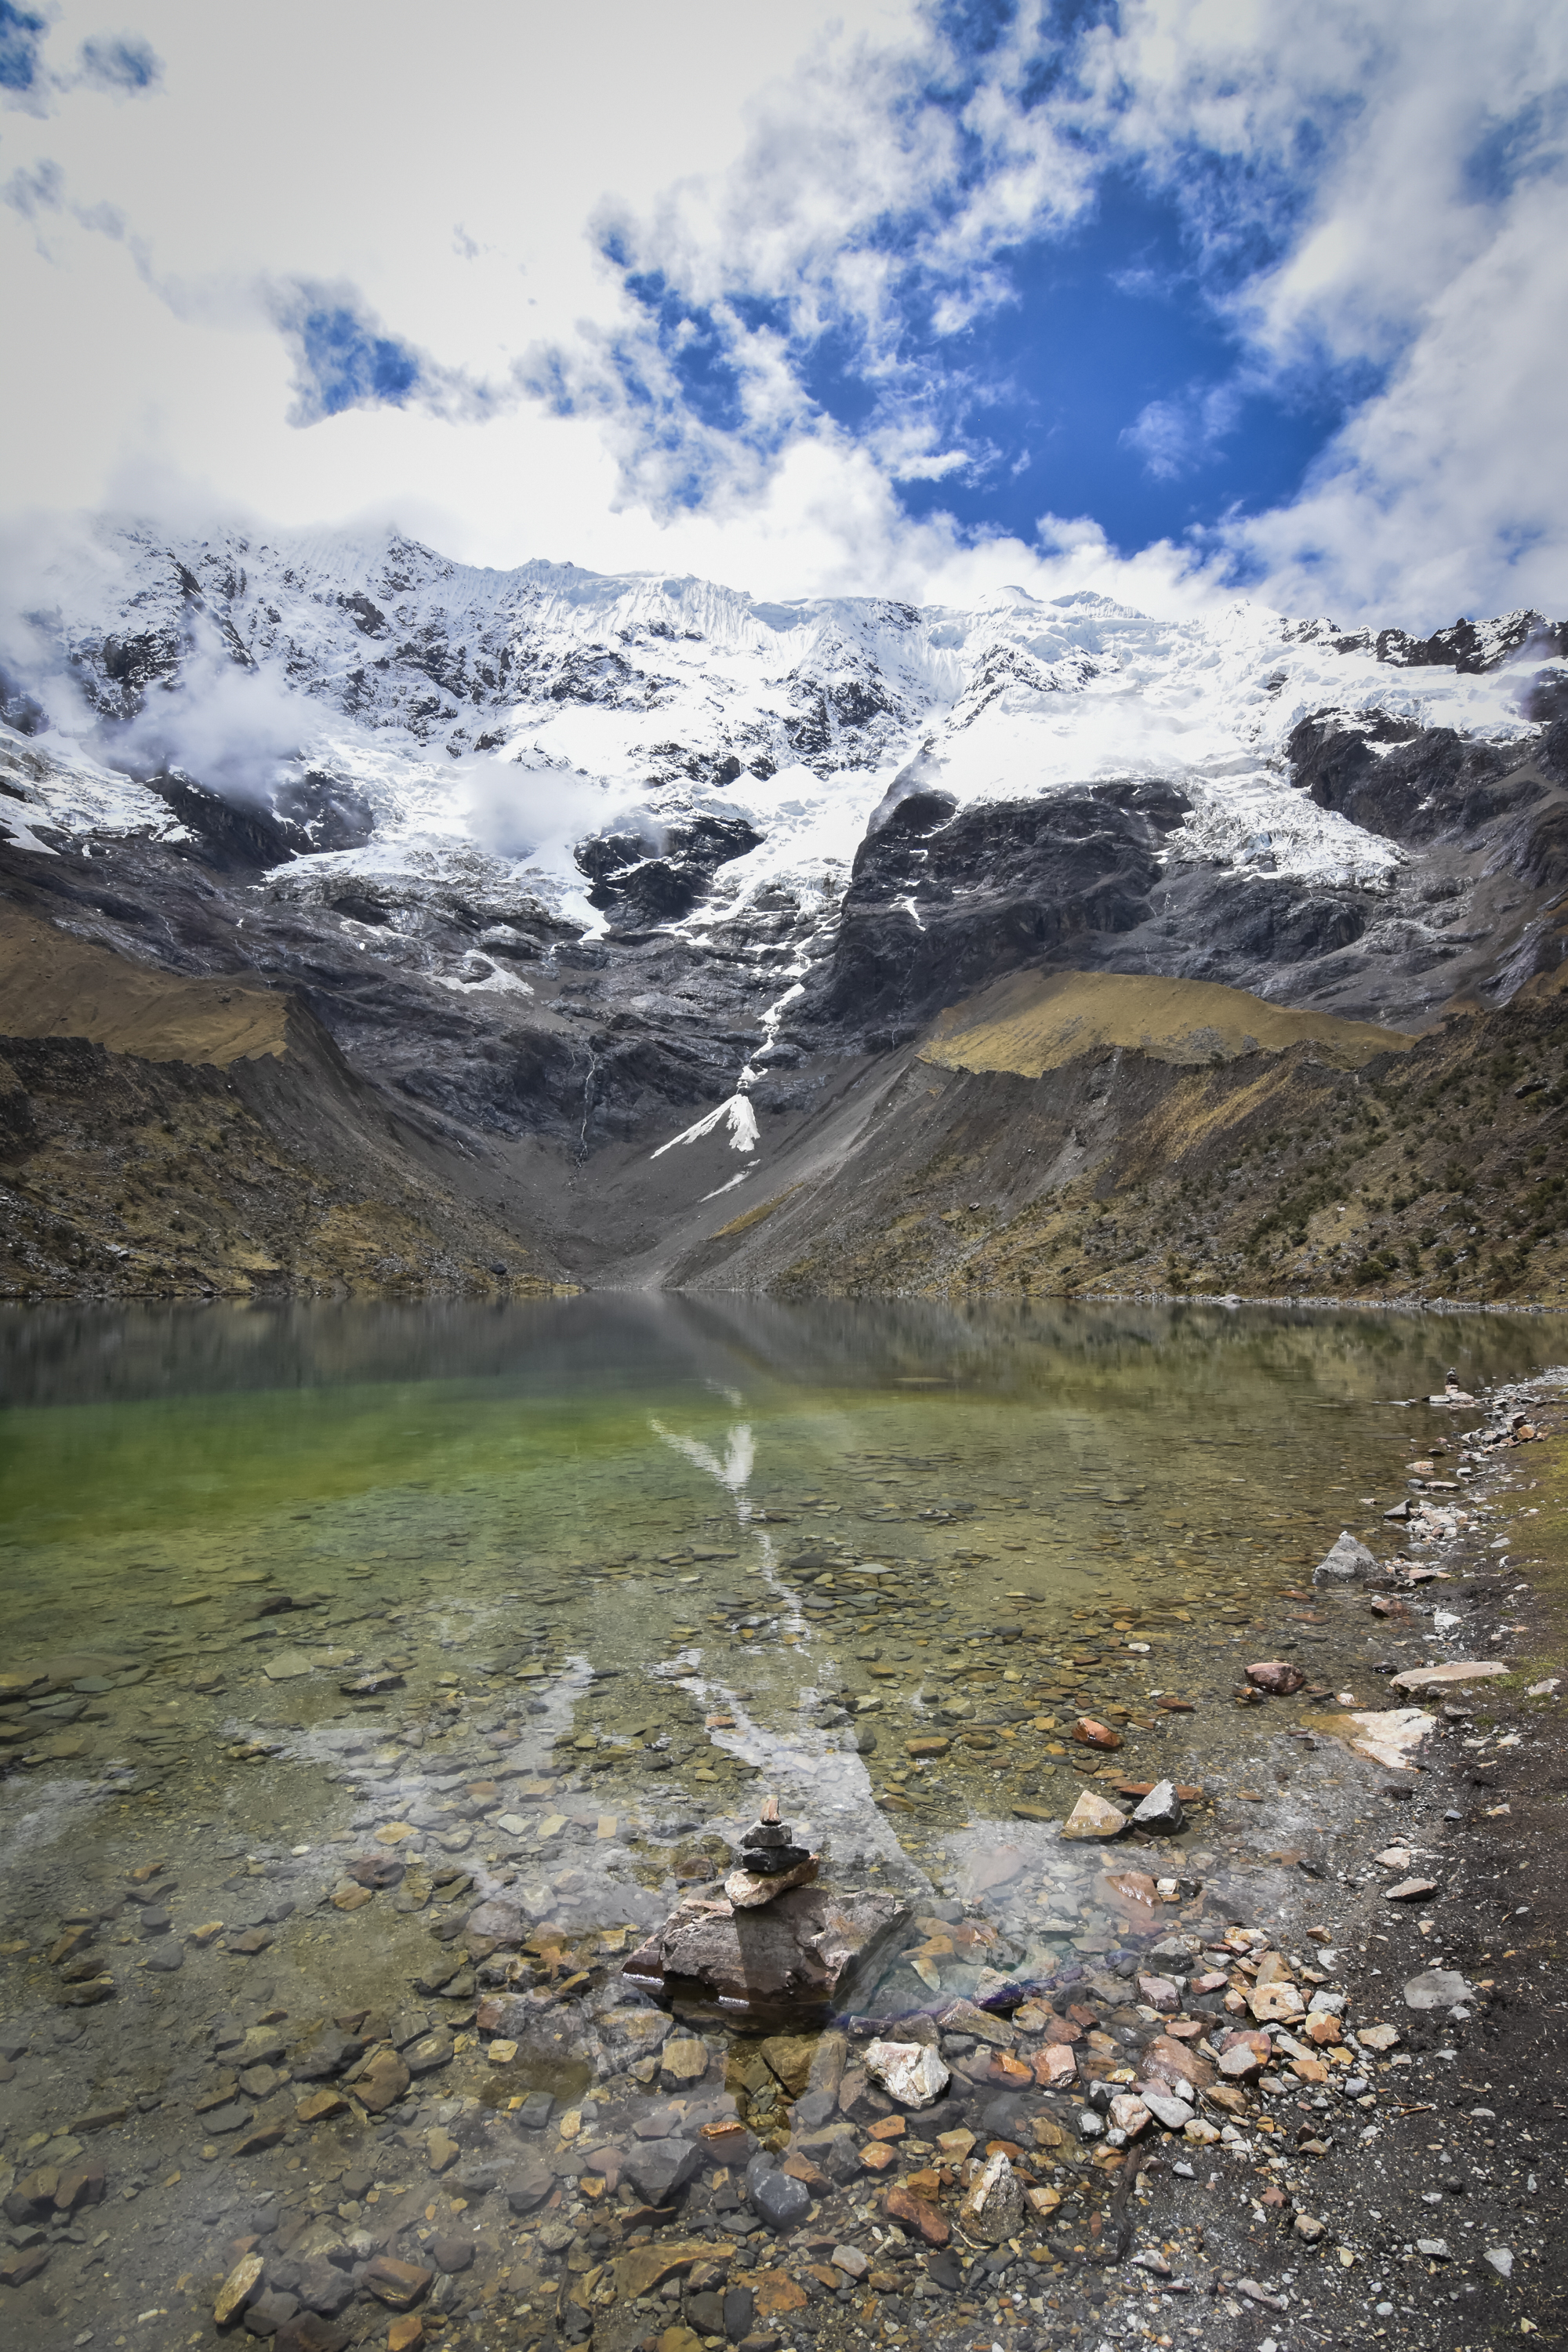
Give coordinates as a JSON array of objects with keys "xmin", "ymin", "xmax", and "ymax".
[{"xmin": 2, "ymin": 5, "xmax": 162, "ymax": 112}]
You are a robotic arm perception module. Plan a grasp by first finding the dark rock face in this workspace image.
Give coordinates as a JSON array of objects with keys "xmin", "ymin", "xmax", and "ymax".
[
  {"xmin": 575, "ymin": 812, "xmax": 764, "ymax": 926},
  {"xmin": 818, "ymin": 783, "xmax": 1191, "ymax": 1028},
  {"xmin": 1286, "ymin": 713, "xmax": 1540, "ymax": 847}
]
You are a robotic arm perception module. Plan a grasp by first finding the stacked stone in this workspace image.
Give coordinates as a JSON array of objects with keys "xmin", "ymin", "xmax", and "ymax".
[{"xmin": 739, "ymin": 1812, "xmax": 812, "ymax": 1878}]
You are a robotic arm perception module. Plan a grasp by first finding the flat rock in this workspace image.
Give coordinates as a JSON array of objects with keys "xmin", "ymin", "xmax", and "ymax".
[
  {"xmin": 215, "ymin": 2252, "xmax": 264, "ymax": 2325},
  {"xmin": 622, "ymin": 1886, "xmax": 909, "ymax": 2024},
  {"xmin": 1390, "ymin": 1660, "xmax": 1509, "ymax": 1693},
  {"xmin": 660, "ymin": 2034, "xmax": 710, "ymax": 2085},
  {"xmin": 884, "ymin": 2183, "xmax": 949, "ymax": 2245},
  {"xmin": 612, "ymin": 2240, "xmax": 729, "ymax": 2300},
  {"xmin": 1403, "ymin": 1969, "xmax": 1476, "ymax": 2010},
  {"xmin": 1141, "ymin": 2036, "xmax": 1216, "ymax": 2091},
  {"xmin": 362, "ymin": 2257, "xmax": 433, "ymax": 2310},
  {"xmin": 262, "ymin": 1652, "xmax": 317, "ymax": 1681},
  {"xmin": 939, "ymin": 1998, "xmax": 1014, "ymax": 2047},
  {"xmin": 355, "ymin": 2050, "xmax": 411, "ymax": 2112},
  {"xmin": 1385, "ymin": 1877, "xmax": 1439, "ymax": 1902},
  {"xmin": 724, "ymin": 1857, "xmax": 819, "ymax": 1907},
  {"xmin": 1333, "ymin": 1706, "xmax": 1435, "ymax": 1771}
]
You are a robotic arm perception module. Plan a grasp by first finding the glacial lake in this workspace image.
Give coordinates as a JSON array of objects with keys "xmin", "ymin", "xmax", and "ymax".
[
  {"xmin": 4, "ymin": 1294, "xmax": 1564, "ymax": 1897},
  {"xmin": 0, "ymin": 1295, "xmax": 1563, "ymax": 2325}
]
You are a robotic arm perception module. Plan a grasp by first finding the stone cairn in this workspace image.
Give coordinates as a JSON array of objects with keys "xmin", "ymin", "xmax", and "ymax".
[{"xmin": 724, "ymin": 1793, "xmax": 818, "ymax": 1907}]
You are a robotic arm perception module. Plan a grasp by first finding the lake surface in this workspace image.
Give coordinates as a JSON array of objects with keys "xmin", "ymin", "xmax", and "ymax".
[
  {"xmin": 5, "ymin": 1295, "xmax": 1564, "ymax": 1886},
  {"xmin": 1, "ymin": 1297, "xmax": 1563, "ymax": 2338}
]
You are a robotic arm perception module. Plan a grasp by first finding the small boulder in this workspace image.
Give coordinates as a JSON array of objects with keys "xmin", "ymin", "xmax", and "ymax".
[
  {"xmin": 1073, "ymin": 1718, "xmax": 1123, "ymax": 1751},
  {"xmin": 862, "ymin": 2039, "xmax": 949, "ymax": 2109},
  {"xmin": 1247, "ymin": 1661, "xmax": 1305, "ymax": 1695},
  {"xmin": 361, "ymin": 2258, "xmax": 433, "ymax": 2310},
  {"xmin": 1062, "ymin": 1791, "xmax": 1127, "ymax": 1840},
  {"xmin": 750, "ymin": 2169, "xmax": 810, "ymax": 2233},
  {"xmin": 1131, "ymin": 1780, "xmax": 1185, "ymax": 1833},
  {"xmin": 621, "ymin": 2137, "xmax": 701, "ymax": 2208},
  {"xmin": 957, "ymin": 2150, "xmax": 1025, "ymax": 2244},
  {"xmin": 1312, "ymin": 1532, "xmax": 1377, "ymax": 1585}
]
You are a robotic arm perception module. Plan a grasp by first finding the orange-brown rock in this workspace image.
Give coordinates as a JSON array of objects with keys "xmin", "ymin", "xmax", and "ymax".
[
  {"xmin": 1141, "ymin": 2034, "xmax": 1217, "ymax": 2091},
  {"xmin": 1033, "ymin": 2043, "xmax": 1077, "ymax": 2089},
  {"xmin": 362, "ymin": 2257, "xmax": 433, "ymax": 2310},
  {"xmin": 1073, "ymin": 1718, "xmax": 1123, "ymax": 1751},
  {"xmin": 750, "ymin": 2271, "xmax": 808, "ymax": 2319},
  {"xmin": 884, "ymin": 2185, "xmax": 950, "ymax": 2246}
]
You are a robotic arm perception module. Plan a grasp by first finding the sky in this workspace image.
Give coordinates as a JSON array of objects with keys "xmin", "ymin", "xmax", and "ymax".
[{"xmin": 2, "ymin": 0, "xmax": 1566, "ymax": 625}]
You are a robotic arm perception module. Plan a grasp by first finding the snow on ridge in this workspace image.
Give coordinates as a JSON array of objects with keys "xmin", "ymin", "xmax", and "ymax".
[{"xmin": 7, "ymin": 517, "xmax": 1563, "ymax": 929}]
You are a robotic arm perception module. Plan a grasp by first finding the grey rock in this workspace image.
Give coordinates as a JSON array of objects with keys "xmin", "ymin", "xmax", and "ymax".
[
  {"xmin": 622, "ymin": 1886, "xmax": 909, "ymax": 2024},
  {"xmin": 241, "ymin": 2288, "xmax": 298, "ymax": 2335},
  {"xmin": 1313, "ymin": 1532, "xmax": 1379, "ymax": 1585},
  {"xmin": 201, "ymin": 2101, "xmax": 256, "ymax": 2136},
  {"xmin": 1131, "ymin": 1780, "xmax": 1185, "ymax": 1834},
  {"xmin": 1403, "ymin": 1969, "xmax": 1476, "ymax": 2010},
  {"xmin": 750, "ymin": 2169, "xmax": 811, "ymax": 2232},
  {"xmin": 621, "ymin": 2137, "xmax": 700, "ymax": 2208},
  {"xmin": 503, "ymin": 2161, "xmax": 554, "ymax": 2214}
]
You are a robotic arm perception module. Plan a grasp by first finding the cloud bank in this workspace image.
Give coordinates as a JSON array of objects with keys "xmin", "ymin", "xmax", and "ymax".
[{"xmin": 0, "ymin": 0, "xmax": 1564, "ymax": 625}]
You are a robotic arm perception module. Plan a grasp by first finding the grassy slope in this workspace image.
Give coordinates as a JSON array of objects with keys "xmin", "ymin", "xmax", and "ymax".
[
  {"xmin": 0, "ymin": 913, "xmax": 566, "ymax": 1301},
  {"xmin": 764, "ymin": 967, "xmax": 1568, "ymax": 1305}
]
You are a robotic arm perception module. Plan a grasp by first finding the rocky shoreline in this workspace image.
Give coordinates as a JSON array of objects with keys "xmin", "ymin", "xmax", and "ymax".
[{"xmin": 0, "ymin": 1357, "xmax": 1565, "ymax": 2350}]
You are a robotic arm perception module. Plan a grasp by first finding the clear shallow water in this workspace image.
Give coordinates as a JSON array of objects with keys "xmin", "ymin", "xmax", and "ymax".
[
  {"xmin": 0, "ymin": 1297, "xmax": 1563, "ymax": 2344},
  {"xmin": 3, "ymin": 1294, "xmax": 1563, "ymax": 1893}
]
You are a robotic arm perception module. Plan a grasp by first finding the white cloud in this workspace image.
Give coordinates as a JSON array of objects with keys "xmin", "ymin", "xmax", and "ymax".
[{"xmin": 1, "ymin": 0, "xmax": 1564, "ymax": 626}]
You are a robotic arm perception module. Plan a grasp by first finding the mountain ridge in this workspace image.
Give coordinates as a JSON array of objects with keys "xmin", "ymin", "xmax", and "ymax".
[{"xmin": 2, "ymin": 518, "xmax": 1566, "ymax": 1305}]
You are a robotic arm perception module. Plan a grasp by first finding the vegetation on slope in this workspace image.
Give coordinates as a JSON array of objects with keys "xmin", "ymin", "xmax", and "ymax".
[{"xmin": 765, "ymin": 972, "xmax": 1568, "ymax": 1308}]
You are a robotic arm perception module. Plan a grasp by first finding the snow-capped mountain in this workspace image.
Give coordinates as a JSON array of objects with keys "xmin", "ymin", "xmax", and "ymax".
[
  {"xmin": 2, "ymin": 520, "xmax": 1565, "ymax": 1260},
  {"xmin": 7, "ymin": 521, "xmax": 1561, "ymax": 941}
]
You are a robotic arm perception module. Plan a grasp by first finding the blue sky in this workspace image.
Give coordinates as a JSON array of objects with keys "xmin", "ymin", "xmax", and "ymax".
[{"xmin": 2, "ymin": 0, "xmax": 1566, "ymax": 622}]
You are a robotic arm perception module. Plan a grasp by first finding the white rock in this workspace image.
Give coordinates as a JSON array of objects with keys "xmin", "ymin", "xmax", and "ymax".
[
  {"xmin": 1389, "ymin": 1660, "xmax": 1509, "ymax": 1693},
  {"xmin": 1341, "ymin": 1707, "xmax": 1436, "ymax": 1771},
  {"xmin": 1484, "ymin": 2248, "xmax": 1513, "ymax": 2279},
  {"xmin": 862, "ymin": 2038, "xmax": 949, "ymax": 2108},
  {"xmin": 1403, "ymin": 1969, "xmax": 1475, "ymax": 2010},
  {"xmin": 958, "ymin": 2149, "xmax": 1026, "ymax": 2242}
]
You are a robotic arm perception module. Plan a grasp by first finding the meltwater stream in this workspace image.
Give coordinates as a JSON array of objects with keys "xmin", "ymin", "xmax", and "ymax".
[{"xmin": 0, "ymin": 1295, "xmax": 1563, "ymax": 2347}]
